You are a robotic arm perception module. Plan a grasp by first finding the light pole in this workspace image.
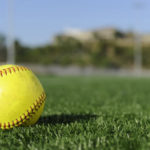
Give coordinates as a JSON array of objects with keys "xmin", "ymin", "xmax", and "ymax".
[
  {"xmin": 7, "ymin": 0, "xmax": 15, "ymax": 64},
  {"xmin": 133, "ymin": 1, "xmax": 145, "ymax": 75},
  {"xmin": 134, "ymin": 31, "xmax": 142, "ymax": 74}
]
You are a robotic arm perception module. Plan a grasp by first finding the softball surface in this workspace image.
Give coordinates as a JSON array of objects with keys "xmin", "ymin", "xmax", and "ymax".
[{"xmin": 0, "ymin": 65, "xmax": 46, "ymax": 129}]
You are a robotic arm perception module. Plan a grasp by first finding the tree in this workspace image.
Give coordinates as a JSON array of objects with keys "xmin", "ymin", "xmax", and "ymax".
[{"xmin": 0, "ymin": 34, "xmax": 6, "ymax": 62}]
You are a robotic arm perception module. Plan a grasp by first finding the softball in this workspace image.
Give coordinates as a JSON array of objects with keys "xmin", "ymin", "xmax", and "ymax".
[{"xmin": 0, "ymin": 64, "xmax": 46, "ymax": 129}]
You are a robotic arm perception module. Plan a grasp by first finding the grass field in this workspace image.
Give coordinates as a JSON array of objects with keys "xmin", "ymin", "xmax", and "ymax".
[{"xmin": 1, "ymin": 76, "xmax": 150, "ymax": 150}]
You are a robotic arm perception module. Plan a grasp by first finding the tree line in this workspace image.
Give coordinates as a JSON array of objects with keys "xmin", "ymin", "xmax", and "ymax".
[{"xmin": 0, "ymin": 31, "xmax": 150, "ymax": 69}]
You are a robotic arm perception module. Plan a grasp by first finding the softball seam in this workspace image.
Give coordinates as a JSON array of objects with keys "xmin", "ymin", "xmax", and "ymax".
[
  {"xmin": 0, "ymin": 65, "xmax": 46, "ymax": 129},
  {"xmin": 0, "ymin": 66, "xmax": 30, "ymax": 77}
]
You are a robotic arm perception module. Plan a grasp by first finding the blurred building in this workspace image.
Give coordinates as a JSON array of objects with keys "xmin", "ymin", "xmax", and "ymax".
[
  {"xmin": 53, "ymin": 27, "xmax": 150, "ymax": 46},
  {"xmin": 142, "ymin": 34, "xmax": 150, "ymax": 45}
]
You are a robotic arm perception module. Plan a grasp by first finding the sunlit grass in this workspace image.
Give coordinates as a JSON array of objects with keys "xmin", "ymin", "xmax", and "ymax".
[{"xmin": 1, "ymin": 76, "xmax": 150, "ymax": 150}]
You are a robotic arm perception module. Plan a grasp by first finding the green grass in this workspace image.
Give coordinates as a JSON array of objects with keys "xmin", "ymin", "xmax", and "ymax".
[{"xmin": 1, "ymin": 76, "xmax": 150, "ymax": 150}]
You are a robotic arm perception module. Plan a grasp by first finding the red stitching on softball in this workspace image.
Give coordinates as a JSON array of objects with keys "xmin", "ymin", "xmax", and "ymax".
[
  {"xmin": 0, "ymin": 92, "xmax": 46, "ymax": 130},
  {"xmin": 4, "ymin": 69, "xmax": 7, "ymax": 75},
  {"xmin": 16, "ymin": 66, "xmax": 20, "ymax": 71},
  {"xmin": 4, "ymin": 123, "xmax": 6, "ymax": 129},
  {"xmin": 0, "ymin": 65, "xmax": 46, "ymax": 129},
  {"xmin": 0, "ymin": 71, "xmax": 2, "ymax": 77},
  {"xmin": 12, "ymin": 121, "xmax": 14, "ymax": 126},
  {"xmin": 12, "ymin": 67, "xmax": 16, "ymax": 72},
  {"xmin": 0, "ymin": 66, "xmax": 30, "ymax": 77}
]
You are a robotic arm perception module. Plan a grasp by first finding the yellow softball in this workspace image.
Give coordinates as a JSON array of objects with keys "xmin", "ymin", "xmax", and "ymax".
[{"xmin": 0, "ymin": 64, "xmax": 46, "ymax": 129}]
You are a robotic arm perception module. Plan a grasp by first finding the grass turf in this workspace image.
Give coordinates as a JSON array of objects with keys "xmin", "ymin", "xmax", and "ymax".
[{"xmin": 1, "ymin": 76, "xmax": 150, "ymax": 150}]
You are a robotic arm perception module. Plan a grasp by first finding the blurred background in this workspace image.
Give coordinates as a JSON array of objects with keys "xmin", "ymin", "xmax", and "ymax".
[{"xmin": 0, "ymin": 0, "xmax": 150, "ymax": 76}]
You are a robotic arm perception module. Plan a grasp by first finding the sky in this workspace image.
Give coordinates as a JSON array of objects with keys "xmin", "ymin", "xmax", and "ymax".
[{"xmin": 0, "ymin": 0, "xmax": 150, "ymax": 46}]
